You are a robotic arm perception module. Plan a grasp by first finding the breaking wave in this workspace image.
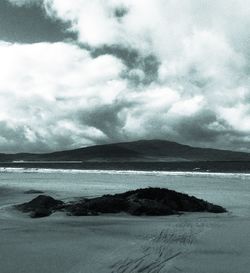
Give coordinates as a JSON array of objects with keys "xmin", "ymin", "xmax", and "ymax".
[{"xmin": 1, "ymin": 167, "xmax": 250, "ymax": 179}]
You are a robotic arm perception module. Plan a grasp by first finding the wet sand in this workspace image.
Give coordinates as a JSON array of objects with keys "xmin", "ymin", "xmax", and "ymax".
[{"xmin": 0, "ymin": 184, "xmax": 250, "ymax": 273}]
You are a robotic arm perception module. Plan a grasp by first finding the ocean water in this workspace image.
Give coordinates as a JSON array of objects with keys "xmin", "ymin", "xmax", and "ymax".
[{"xmin": 1, "ymin": 168, "xmax": 250, "ymax": 216}]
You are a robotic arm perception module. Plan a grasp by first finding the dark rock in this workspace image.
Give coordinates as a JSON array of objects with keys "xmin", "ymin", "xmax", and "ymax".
[
  {"xmin": 205, "ymin": 203, "xmax": 227, "ymax": 213},
  {"xmin": 30, "ymin": 208, "xmax": 52, "ymax": 218},
  {"xmin": 16, "ymin": 188, "xmax": 226, "ymax": 218},
  {"xmin": 16, "ymin": 195, "xmax": 64, "ymax": 218},
  {"xmin": 65, "ymin": 200, "xmax": 98, "ymax": 216},
  {"xmin": 64, "ymin": 187, "xmax": 226, "ymax": 216},
  {"xmin": 65, "ymin": 196, "xmax": 127, "ymax": 215},
  {"xmin": 85, "ymin": 196, "xmax": 128, "ymax": 213},
  {"xmin": 114, "ymin": 188, "xmax": 226, "ymax": 214},
  {"xmin": 67, "ymin": 208, "xmax": 98, "ymax": 216},
  {"xmin": 127, "ymin": 199, "xmax": 174, "ymax": 216}
]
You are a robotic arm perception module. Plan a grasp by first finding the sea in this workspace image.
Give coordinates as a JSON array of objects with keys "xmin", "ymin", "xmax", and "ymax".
[{"xmin": 1, "ymin": 167, "xmax": 250, "ymax": 216}]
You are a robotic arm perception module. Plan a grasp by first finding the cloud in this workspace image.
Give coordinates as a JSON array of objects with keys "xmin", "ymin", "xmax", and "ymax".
[
  {"xmin": 0, "ymin": 41, "xmax": 126, "ymax": 152},
  {"xmin": 2, "ymin": 0, "xmax": 250, "ymax": 152}
]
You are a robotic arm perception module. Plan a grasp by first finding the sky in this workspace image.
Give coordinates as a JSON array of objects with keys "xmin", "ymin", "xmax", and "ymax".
[{"xmin": 1, "ymin": 0, "xmax": 250, "ymax": 153}]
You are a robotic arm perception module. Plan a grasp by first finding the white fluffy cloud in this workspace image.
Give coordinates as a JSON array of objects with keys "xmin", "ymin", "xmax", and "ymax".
[
  {"xmin": 2, "ymin": 0, "xmax": 250, "ymax": 152},
  {"xmin": 0, "ymin": 42, "xmax": 127, "ymax": 151}
]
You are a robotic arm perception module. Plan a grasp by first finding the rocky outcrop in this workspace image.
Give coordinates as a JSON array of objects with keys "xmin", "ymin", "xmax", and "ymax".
[
  {"xmin": 16, "ymin": 195, "xmax": 64, "ymax": 218},
  {"xmin": 66, "ymin": 188, "xmax": 226, "ymax": 216},
  {"xmin": 16, "ymin": 188, "xmax": 227, "ymax": 218},
  {"xmin": 66, "ymin": 196, "xmax": 128, "ymax": 216}
]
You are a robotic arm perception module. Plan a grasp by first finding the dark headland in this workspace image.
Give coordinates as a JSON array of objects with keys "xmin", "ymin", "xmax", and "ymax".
[{"xmin": 1, "ymin": 139, "xmax": 250, "ymax": 172}]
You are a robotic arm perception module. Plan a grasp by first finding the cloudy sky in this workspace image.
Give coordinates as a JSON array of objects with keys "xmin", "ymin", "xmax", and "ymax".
[{"xmin": 1, "ymin": 0, "xmax": 250, "ymax": 153}]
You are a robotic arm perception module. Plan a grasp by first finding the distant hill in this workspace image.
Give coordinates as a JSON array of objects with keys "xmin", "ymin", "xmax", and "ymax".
[{"xmin": 1, "ymin": 139, "xmax": 250, "ymax": 162}]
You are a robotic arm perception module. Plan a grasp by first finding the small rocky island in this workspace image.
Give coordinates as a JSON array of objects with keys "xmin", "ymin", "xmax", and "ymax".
[{"xmin": 16, "ymin": 187, "xmax": 227, "ymax": 218}]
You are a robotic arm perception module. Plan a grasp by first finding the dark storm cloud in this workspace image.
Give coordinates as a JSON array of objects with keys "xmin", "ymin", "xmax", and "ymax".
[
  {"xmin": 83, "ymin": 105, "xmax": 125, "ymax": 141},
  {"xmin": 0, "ymin": 0, "xmax": 75, "ymax": 43},
  {"xmin": 0, "ymin": 122, "xmax": 81, "ymax": 153},
  {"xmin": 0, "ymin": 121, "xmax": 47, "ymax": 153},
  {"xmin": 123, "ymin": 108, "xmax": 222, "ymax": 145},
  {"xmin": 79, "ymin": 99, "xmax": 136, "ymax": 143},
  {"xmin": 176, "ymin": 111, "xmax": 218, "ymax": 140}
]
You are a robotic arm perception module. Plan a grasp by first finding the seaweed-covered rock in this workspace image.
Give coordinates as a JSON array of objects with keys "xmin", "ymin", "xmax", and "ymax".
[
  {"xmin": 65, "ymin": 196, "xmax": 127, "ymax": 216},
  {"xmin": 114, "ymin": 188, "xmax": 226, "ymax": 214},
  {"xmin": 85, "ymin": 196, "xmax": 128, "ymax": 213},
  {"xmin": 16, "ymin": 188, "xmax": 227, "ymax": 218},
  {"xmin": 127, "ymin": 199, "xmax": 174, "ymax": 216},
  {"xmin": 64, "ymin": 188, "xmax": 226, "ymax": 216},
  {"xmin": 30, "ymin": 208, "xmax": 52, "ymax": 218},
  {"xmin": 65, "ymin": 200, "xmax": 98, "ymax": 216},
  {"xmin": 16, "ymin": 195, "xmax": 64, "ymax": 218}
]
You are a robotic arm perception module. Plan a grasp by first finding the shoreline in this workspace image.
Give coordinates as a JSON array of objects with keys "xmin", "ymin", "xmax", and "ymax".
[
  {"xmin": 2, "ymin": 166, "xmax": 250, "ymax": 178},
  {"xmin": 1, "ymin": 161, "xmax": 250, "ymax": 174}
]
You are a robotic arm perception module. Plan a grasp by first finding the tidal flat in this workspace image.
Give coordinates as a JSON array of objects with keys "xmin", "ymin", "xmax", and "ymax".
[{"xmin": 0, "ymin": 169, "xmax": 250, "ymax": 273}]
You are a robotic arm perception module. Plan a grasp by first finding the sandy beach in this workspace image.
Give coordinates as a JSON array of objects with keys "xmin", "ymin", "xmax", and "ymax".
[{"xmin": 0, "ymin": 170, "xmax": 250, "ymax": 273}]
